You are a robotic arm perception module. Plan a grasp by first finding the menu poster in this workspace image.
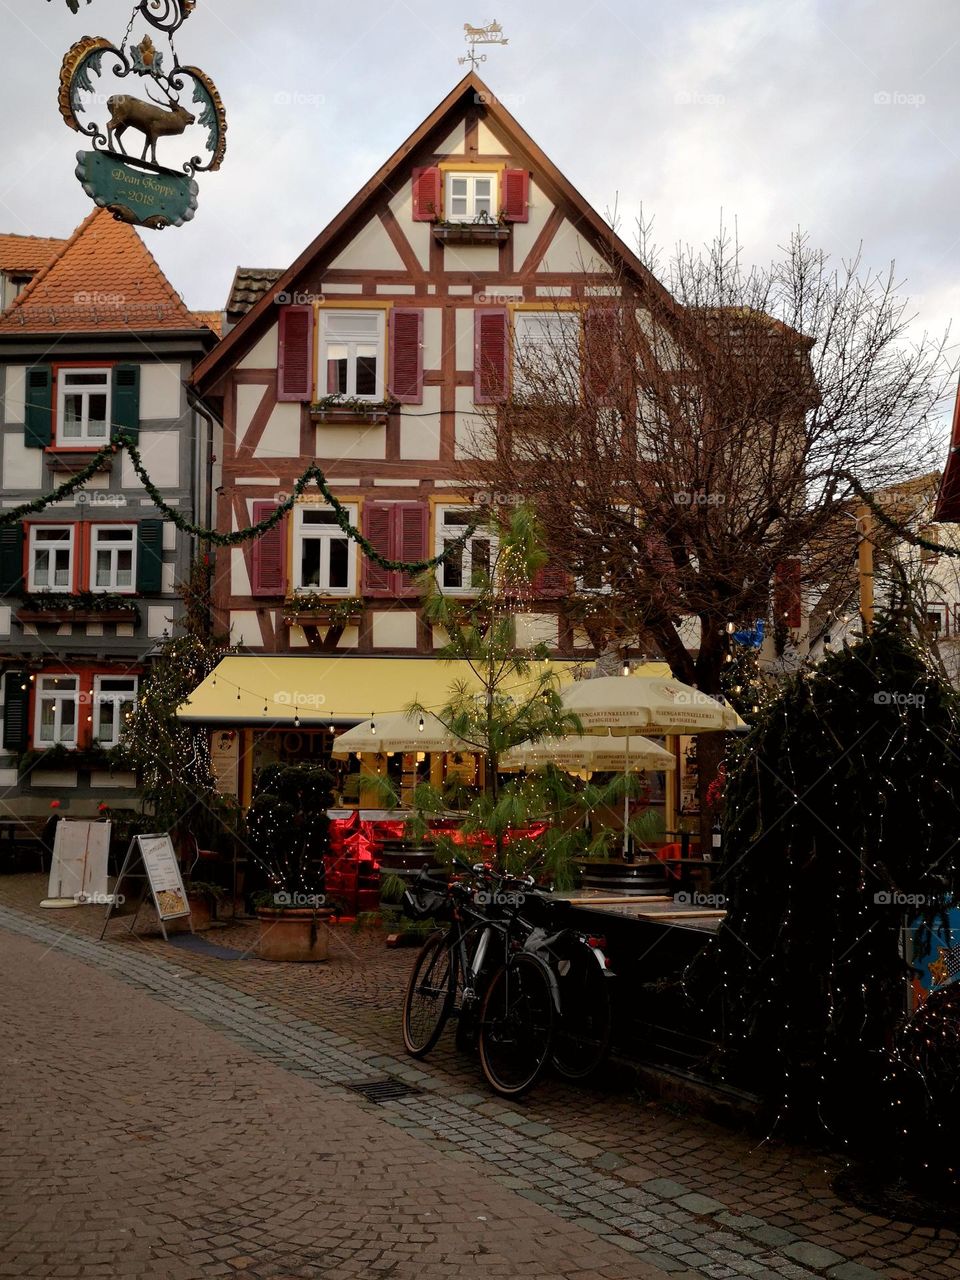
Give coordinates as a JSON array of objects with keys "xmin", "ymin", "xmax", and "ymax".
[{"xmin": 101, "ymin": 833, "xmax": 193, "ymax": 942}]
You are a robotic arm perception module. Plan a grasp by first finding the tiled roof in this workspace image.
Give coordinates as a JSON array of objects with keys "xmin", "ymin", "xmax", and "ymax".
[
  {"xmin": 226, "ymin": 267, "xmax": 282, "ymax": 321},
  {"xmin": 0, "ymin": 208, "xmax": 204, "ymax": 334},
  {"xmin": 0, "ymin": 233, "xmax": 67, "ymax": 273},
  {"xmin": 193, "ymin": 310, "xmax": 224, "ymax": 337}
]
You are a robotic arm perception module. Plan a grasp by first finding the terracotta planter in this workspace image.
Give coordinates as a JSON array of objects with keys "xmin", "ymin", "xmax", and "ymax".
[{"xmin": 256, "ymin": 907, "xmax": 334, "ymax": 962}]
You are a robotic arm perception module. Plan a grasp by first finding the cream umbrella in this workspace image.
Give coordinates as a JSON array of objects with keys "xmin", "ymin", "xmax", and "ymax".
[
  {"xmin": 501, "ymin": 732, "xmax": 675, "ymax": 774},
  {"xmin": 559, "ymin": 675, "xmax": 746, "ymax": 855},
  {"xmin": 331, "ymin": 709, "xmax": 475, "ymax": 757}
]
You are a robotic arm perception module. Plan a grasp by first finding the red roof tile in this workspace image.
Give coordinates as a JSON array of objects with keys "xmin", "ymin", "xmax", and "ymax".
[
  {"xmin": 0, "ymin": 208, "xmax": 203, "ymax": 333},
  {"xmin": 0, "ymin": 233, "xmax": 67, "ymax": 273},
  {"xmin": 192, "ymin": 310, "xmax": 224, "ymax": 337}
]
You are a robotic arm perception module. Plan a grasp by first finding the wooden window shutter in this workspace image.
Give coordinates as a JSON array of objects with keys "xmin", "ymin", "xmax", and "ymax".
[
  {"xmin": 774, "ymin": 559, "xmax": 802, "ymax": 629},
  {"xmin": 250, "ymin": 501, "xmax": 286, "ymax": 597},
  {"xmin": 2, "ymin": 672, "xmax": 30, "ymax": 753},
  {"xmin": 395, "ymin": 503, "xmax": 430, "ymax": 598},
  {"xmin": 362, "ymin": 502, "xmax": 394, "ymax": 597},
  {"xmin": 0, "ymin": 526, "xmax": 24, "ymax": 596},
  {"xmin": 474, "ymin": 310, "xmax": 509, "ymax": 404},
  {"xmin": 585, "ymin": 308, "xmax": 621, "ymax": 404},
  {"xmin": 278, "ymin": 305, "xmax": 315, "ymax": 402},
  {"xmin": 388, "ymin": 309, "xmax": 424, "ymax": 404},
  {"xmin": 502, "ymin": 169, "xmax": 530, "ymax": 223},
  {"xmin": 532, "ymin": 562, "xmax": 568, "ymax": 600},
  {"xmin": 136, "ymin": 519, "xmax": 164, "ymax": 594},
  {"xmin": 112, "ymin": 365, "xmax": 141, "ymax": 442},
  {"xmin": 24, "ymin": 366, "xmax": 53, "ymax": 449},
  {"xmin": 412, "ymin": 167, "xmax": 442, "ymax": 222}
]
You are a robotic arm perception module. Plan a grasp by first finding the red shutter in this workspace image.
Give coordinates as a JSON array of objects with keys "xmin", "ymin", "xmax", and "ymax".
[
  {"xmin": 362, "ymin": 502, "xmax": 394, "ymax": 597},
  {"xmin": 389, "ymin": 309, "xmax": 424, "ymax": 404},
  {"xmin": 412, "ymin": 167, "xmax": 442, "ymax": 222},
  {"xmin": 474, "ymin": 310, "xmax": 509, "ymax": 404},
  {"xmin": 277, "ymin": 305, "xmax": 315, "ymax": 402},
  {"xmin": 502, "ymin": 169, "xmax": 530, "ymax": 223},
  {"xmin": 532, "ymin": 563, "xmax": 568, "ymax": 599},
  {"xmin": 775, "ymin": 560, "xmax": 802, "ymax": 629},
  {"xmin": 251, "ymin": 501, "xmax": 287, "ymax": 597},
  {"xmin": 395, "ymin": 503, "xmax": 430, "ymax": 598},
  {"xmin": 585, "ymin": 307, "xmax": 621, "ymax": 404}
]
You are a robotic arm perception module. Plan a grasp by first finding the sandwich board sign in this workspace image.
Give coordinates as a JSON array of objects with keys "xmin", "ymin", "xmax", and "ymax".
[
  {"xmin": 45, "ymin": 820, "xmax": 111, "ymax": 905},
  {"xmin": 101, "ymin": 833, "xmax": 193, "ymax": 942}
]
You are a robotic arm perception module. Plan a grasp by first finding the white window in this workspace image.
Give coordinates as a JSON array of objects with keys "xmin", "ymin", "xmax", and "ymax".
[
  {"xmin": 35, "ymin": 675, "xmax": 79, "ymax": 748},
  {"xmin": 90, "ymin": 526, "xmax": 136, "ymax": 593},
  {"xmin": 29, "ymin": 526, "xmax": 75, "ymax": 592},
  {"xmin": 513, "ymin": 310, "xmax": 582, "ymax": 399},
  {"xmin": 57, "ymin": 368, "xmax": 111, "ymax": 444},
  {"xmin": 93, "ymin": 675, "xmax": 138, "ymax": 747},
  {"xmin": 445, "ymin": 171, "xmax": 495, "ymax": 223},
  {"xmin": 436, "ymin": 506, "xmax": 498, "ymax": 595},
  {"xmin": 320, "ymin": 312, "xmax": 385, "ymax": 402},
  {"xmin": 293, "ymin": 505, "xmax": 357, "ymax": 595}
]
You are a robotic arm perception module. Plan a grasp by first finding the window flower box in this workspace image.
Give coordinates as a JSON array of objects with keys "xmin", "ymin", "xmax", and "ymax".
[
  {"xmin": 432, "ymin": 223, "xmax": 511, "ymax": 247},
  {"xmin": 16, "ymin": 592, "xmax": 140, "ymax": 626},
  {"xmin": 310, "ymin": 397, "xmax": 397, "ymax": 427},
  {"xmin": 283, "ymin": 596, "xmax": 364, "ymax": 629}
]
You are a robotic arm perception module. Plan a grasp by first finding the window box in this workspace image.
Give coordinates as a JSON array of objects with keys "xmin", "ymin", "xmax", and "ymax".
[
  {"xmin": 432, "ymin": 223, "xmax": 511, "ymax": 247},
  {"xmin": 46, "ymin": 450, "xmax": 114, "ymax": 474},
  {"xmin": 16, "ymin": 592, "xmax": 140, "ymax": 625},
  {"xmin": 282, "ymin": 596, "xmax": 364, "ymax": 628},
  {"xmin": 310, "ymin": 399, "xmax": 395, "ymax": 426}
]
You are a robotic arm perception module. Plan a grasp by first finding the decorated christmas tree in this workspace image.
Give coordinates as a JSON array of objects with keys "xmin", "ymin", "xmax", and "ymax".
[{"xmin": 692, "ymin": 618, "xmax": 960, "ymax": 1158}]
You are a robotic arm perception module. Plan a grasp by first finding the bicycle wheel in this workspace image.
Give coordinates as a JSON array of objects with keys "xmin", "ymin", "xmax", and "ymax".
[
  {"xmin": 478, "ymin": 952, "xmax": 556, "ymax": 1098},
  {"xmin": 550, "ymin": 942, "xmax": 612, "ymax": 1081},
  {"xmin": 402, "ymin": 930, "xmax": 458, "ymax": 1057}
]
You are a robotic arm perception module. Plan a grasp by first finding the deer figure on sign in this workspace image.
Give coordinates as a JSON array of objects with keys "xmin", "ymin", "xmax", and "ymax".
[{"xmin": 106, "ymin": 80, "xmax": 195, "ymax": 167}]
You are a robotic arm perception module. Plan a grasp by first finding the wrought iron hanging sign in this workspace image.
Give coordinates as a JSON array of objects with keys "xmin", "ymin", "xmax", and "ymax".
[{"xmin": 58, "ymin": 1, "xmax": 226, "ymax": 230}]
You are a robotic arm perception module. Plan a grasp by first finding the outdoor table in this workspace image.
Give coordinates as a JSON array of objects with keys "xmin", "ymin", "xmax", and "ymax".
[{"xmin": 0, "ymin": 820, "xmax": 46, "ymax": 873}]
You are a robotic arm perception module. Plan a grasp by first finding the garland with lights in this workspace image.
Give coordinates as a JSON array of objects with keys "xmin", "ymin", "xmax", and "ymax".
[
  {"xmin": 684, "ymin": 618, "xmax": 960, "ymax": 1174},
  {"xmin": 0, "ymin": 433, "xmax": 477, "ymax": 572}
]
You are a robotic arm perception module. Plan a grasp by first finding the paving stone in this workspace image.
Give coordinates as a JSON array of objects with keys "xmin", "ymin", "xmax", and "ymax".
[
  {"xmin": 641, "ymin": 1179, "xmax": 692, "ymax": 1200},
  {"xmin": 674, "ymin": 1194, "xmax": 727, "ymax": 1216},
  {"xmin": 826, "ymin": 1265, "xmax": 886, "ymax": 1280},
  {"xmin": 783, "ymin": 1241, "xmax": 845, "ymax": 1269}
]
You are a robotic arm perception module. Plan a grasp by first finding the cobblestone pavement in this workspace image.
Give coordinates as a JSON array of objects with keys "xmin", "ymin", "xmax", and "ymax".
[{"xmin": 1, "ymin": 876, "xmax": 958, "ymax": 1280}]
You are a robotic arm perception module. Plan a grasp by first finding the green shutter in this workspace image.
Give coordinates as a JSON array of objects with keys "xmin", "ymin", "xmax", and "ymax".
[
  {"xmin": 2, "ymin": 672, "xmax": 30, "ymax": 752},
  {"xmin": 137, "ymin": 519, "xmax": 164, "ymax": 594},
  {"xmin": 0, "ymin": 526, "xmax": 24, "ymax": 595},
  {"xmin": 112, "ymin": 364, "xmax": 141, "ymax": 442},
  {"xmin": 24, "ymin": 366, "xmax": 53, "ymax": 449}
]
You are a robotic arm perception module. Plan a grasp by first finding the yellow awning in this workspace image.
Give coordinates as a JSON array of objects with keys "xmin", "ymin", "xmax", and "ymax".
[{"xmin": 176, "ymin": 656, "xmax": 672, "ymax": 728}]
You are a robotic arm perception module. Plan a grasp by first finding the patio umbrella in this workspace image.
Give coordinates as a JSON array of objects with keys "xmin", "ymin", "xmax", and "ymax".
[
  {"xmin": 501, "ymin": 732, "xmax": 675, "ymax": 774},
  {"xmin": 331, "ymin": 709, "xmax": 475, "ymax": 757},
  {"xmin": 559, "ymin": 675, "xmax": 746, "ymax": 854}
]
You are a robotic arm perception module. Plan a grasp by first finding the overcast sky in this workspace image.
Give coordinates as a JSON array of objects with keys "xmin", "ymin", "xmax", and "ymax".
[{"xmin": 3, "ymin": 0, "xmax": 959, "ymax": 369}]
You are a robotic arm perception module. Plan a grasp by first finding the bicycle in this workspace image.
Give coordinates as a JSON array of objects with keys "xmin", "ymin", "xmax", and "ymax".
[{"xmin": 401, "ymin": 861, "xmax": 559, "ymax": 1097}]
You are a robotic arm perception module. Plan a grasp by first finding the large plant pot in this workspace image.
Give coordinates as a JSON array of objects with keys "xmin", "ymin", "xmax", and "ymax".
[
  {"xmin": 186, "ymin": 893, "xmax": 215, "ymax": 931},
  {"xmin": 573, "ymin": 858, "xmax": 671, "ymax": 896},
  {"xmin": 256, "ymin": 907, "xmax": 334, "ymax": 962}
]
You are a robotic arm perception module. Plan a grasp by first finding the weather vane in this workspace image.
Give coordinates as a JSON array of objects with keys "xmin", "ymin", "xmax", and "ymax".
[
  {"xmin": 459, "ymin": 20, "xmax": 509, "ymax": 71},
  {"xmin": 57, "ymin": 0, "xmax": 227, "ymax": 230}
]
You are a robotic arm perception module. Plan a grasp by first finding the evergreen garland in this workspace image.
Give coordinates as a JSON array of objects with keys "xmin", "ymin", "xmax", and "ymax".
[{"xmin": 0, "ymin": 433, "xmax": 476, "ymax": 573}]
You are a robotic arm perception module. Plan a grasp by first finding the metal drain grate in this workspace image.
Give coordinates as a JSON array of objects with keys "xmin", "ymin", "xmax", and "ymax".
[{"xmin": 347, "ymin": 1077, "xmax": 424, "ymax": 1104}]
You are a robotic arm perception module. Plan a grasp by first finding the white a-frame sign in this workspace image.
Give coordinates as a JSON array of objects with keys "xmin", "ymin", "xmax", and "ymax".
[{"xmin": 101, "ymin": 834, "xmax": 193, "ymax": 942}]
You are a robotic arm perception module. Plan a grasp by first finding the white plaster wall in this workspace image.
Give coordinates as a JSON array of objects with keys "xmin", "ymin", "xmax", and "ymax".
[
  {"xmin": 121, "ymin": 431, "xmax": 178, "ymax": 489},
  {"xmin": 3, "ymin": 367, "xmax": 26, "ymax": 424},
  {"xmin": 388, "ymin": 187, "xmax": 431, "ymax": 270},
  {"xmin": 444, "ymin": 244, "xmax": 500, "ymax": 273},
  {"xmin": 436, "ymin": 121, "xmax": 466, "ymax": 154},
  {"xmin": 400, "ymin": 388, "xmax": 441, "ymax": 460},
  {"xmin": 315, "ymin": 424, "xmax": 386, "ymax": 461},
  {"xmin": 455, "ymin": 309, "xmax": 475, "ymax": 373},
  {"xmin": 477, "ymin": 119, "xmax": 506, "ymax": 153},
  {"xmin": 230, "ymin": 611, "xmax": 264, "ymax": 647},
  {"xmin": 455, "ymin": 387, "xmax": 491, "ymax": 460},
  {"xmin": 140, "ymin": 362, "xmax": 182, "ymax": 420},
  {"xmin": 337, "ymin": 625, "xmax": 359, "ymax": 649},
  {"xmin": 512, "ymin": 179, "xmax": 552, "ymax": 271},
  {"xmin": 37, "ymin": 770, "xmax": 78, "ymax": 789},
  {"xmin": 2, "ymin": 435, "xmax": 42, "ymax": 489},
  {"xmin": 231, "ymin": 548, "xmax": 252, "ymax": 596},
  {"xmin": 235, "ymin": 384, "xmax": 267, "ymax": 449},
  {"xmin": 328, "ymin": 220, "xmax": 405, "ymax": 272},
  {"xmin": 516, "ymin": 614, "xmax": 560, "ymax": 648},
  {"xmin": 239, "ymin": 323, "xmax": 278, "ymax": 369},
  {"xmin": 90, "ymin": 771, "xmax": 137, "ymax": 789},
  {"xmin": 162, "ymin": 523, "xmax": 177, "ymax": 551},
  {"xmin": 0, "ymin": 606, "xmax": 10, "ymax": 638},
  {"xmin": 254, "ymin": 402, "xmax": 301, "ymax": 460},
  {"xmin": 371, "ymin": 611, "xmax": 418, "ymax": 649},
  {"xmin": 422, "ymin": 308, "xmax": 443, "ymax": 371},
  {"xmin": 147, "ymin": 605, "xmax": 173, "ymax": 638},
  {"xmin": 539, "ymin": 221, "xmax": 604, "ymax": 275}
]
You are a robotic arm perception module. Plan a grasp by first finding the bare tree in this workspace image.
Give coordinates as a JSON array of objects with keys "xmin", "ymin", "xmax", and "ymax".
[{"xmin": 465, "ymin": 226, "xmax": 954, "ymax": 837}]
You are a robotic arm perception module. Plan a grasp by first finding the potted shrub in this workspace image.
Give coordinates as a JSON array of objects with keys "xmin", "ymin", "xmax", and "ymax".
[{"xmin": 247, "ymin": 763, "xmax": 336, "ymax": 962}]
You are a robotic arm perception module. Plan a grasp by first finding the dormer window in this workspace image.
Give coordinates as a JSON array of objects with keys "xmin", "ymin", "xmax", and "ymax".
[{"xmin": 445, "ymin": 172, "xmax": 495, "ymax": 223}]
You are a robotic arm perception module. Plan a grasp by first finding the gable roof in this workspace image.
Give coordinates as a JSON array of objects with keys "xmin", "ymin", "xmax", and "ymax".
[
  {"xmin": 226, "ymin": 267, "xmax": 283, "ymax": 325},
  {"xmin": 193, "ymin": 71, "xmax": 679, "ymax": 391},
  {"xmin": 0, "ymin": 233, "xmax": 67, "ymax": 274},
  {"xmin": 0, "ymin": 208, "xmax": 205, "ymax": 334}
]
